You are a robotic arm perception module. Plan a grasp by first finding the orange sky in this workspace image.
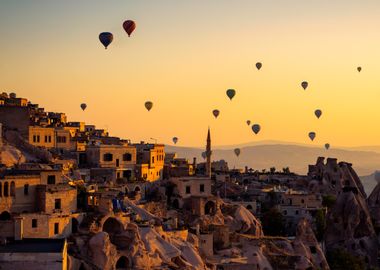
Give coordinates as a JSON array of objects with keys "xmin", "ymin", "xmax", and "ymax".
[{"xmin": 1, "ymin": 1, "xmax": 379, "ymax": 147}]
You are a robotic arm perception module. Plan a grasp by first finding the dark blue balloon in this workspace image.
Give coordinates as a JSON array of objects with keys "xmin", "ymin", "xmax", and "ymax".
[{"xmin": 99, "ymin": 32, "xmax": 113, "ymax": 49}]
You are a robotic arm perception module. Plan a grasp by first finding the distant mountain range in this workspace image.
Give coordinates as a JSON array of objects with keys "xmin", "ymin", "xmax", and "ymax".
[{"xmin": 165, "ymin": 142, "xmax": 380, "ymax": 180}]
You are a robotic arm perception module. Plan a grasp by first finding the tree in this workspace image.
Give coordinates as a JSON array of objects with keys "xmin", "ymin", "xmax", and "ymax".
[
  {"xmin": 270, "ymin": 167, "xmax": 276, "ymax": 174},
  {"xmin": 314, "ymin": 209, "xmax": 326, "ymax": 242},
  {"xmin": 261, "ymin": 208, "xmax": 286, "ymax": 236},
  {"xmin": 282, "ymin": 167, "xmax": 290, "ymax": 174},
  {"xmin": 327, "ymin": 249, "xmax": 365, "ymax": 270},
  {"xmin": 322, "ymin": 195, "xmax": 337, "ymax": 209}
]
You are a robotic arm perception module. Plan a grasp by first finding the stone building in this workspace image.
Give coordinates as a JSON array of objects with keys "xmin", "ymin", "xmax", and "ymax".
[
  {"xmin": 134, "ymin": 142, "xmax": 165, "ymax": 182},
  {"xmin": 0, "ymin": 168, "xmax": 78, "ymax": 240},
  {"xmin": 28, "ymin": 126, "xmax": 55, "ymax": 148},
  {"xmin": 85, "ymin": 144, "xmax": 137, "ymax": 183}
]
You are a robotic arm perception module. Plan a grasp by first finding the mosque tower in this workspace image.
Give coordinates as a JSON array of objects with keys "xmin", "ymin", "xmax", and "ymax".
[{"xmin": 206, "ymin": 127, "xmax": 211, "ymax": 178}]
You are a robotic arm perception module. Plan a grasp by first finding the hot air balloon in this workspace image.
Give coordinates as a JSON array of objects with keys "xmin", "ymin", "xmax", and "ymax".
[
  {"xmin": 80, "ymin": 103, "xmax": 87, "ymax": 111},
  {"xmin": 123, "ymin": 20, "xmax": 136, "ymax": 37},
  {"xmin": 308, "ymin": 132, "xmax": 316, "ymax": 141},
  {"xmin": 256, "ymin": 62, "xmax": 262, "ymax": 70},
  {"xmin": 145, "ymin": 101, "xmax": 153, "ymax": 111},
  {"xmin": 172, "ymin": 137, "xmax": 178, "ymax": 144},
  {"xmin": 252, "ymin": 124, "xmax": 261, "ymax": 134},
  {"xmin": 212, "ymin": 109, "xmax": 220, "ymax": 118},
  {"xmin": 99, "ymin": 32, "xmax": 113, "ymax": 49},
  {"xmin": 325, "ymin": 143, "xmax": 330, "ymax": 150},
  {"xmin": 315, "ymin": 109, "xmax": 322, "ymax": 119},
  {"xmin": 234, "ymin": 148, "xmax": 241, "ymax": 157},
  {"xmin": 201, "ymin": 152, "xmax": 207, "ymax": 159},
  {"xmin": 301, "ymin": 81, "xmax": 308, "ymax": 90},
  {"xmin": 357, "ymin": 66, "xmax": 362, "ymax": 72},
  {"xmin": 226, "ymin": 89, "xmax": 236, "ymax": 100},
  {"xmin": 246, "ymin": 120, "xmax": 251, "ymax": 126}
]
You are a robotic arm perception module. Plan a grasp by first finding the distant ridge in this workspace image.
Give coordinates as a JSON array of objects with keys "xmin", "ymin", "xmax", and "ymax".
[{"xmin": 165, "ymin": 143, "xmax": 380, "ymax": 176}]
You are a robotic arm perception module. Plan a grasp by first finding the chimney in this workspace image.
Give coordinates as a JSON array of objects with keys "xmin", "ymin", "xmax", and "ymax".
[{"xmin": 193, "ymin": 157, "xmax": 197, "ymax": 167}]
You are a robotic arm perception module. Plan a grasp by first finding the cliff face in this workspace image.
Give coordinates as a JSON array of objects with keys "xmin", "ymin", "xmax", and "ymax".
[{"xmin": 308, "ymin": 157, "xmax": 366, "ymax": 197}]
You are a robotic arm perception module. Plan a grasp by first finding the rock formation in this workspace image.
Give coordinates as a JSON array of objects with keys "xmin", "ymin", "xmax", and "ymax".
[
  {"xmin": 325, "ymin": 178, "xmax": 378, "ymax": 267},
  {"xmin": 368, "ymin": 172, "xmax": 380, "ymax": 229},
  {"xmin": 308, "ymin": 157, "xmax": 366, "ymax": 198}
]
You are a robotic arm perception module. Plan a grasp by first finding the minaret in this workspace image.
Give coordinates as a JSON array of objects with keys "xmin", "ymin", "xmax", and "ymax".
[{"xmin": 206, "ymin": 127, "xmax": 212, "ymax": 178}]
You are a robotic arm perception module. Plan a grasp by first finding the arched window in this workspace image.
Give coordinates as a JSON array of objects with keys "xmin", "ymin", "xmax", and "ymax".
[
  {"xmin": 123, "ymin": 153, "xmax": 132, "ymax": 161},
  {"xmin": 10, "ymin": 182, "xmax": 15, "ymax": 197},
  {"xmin": 103, "ymin": 153, "xmax": 113, "ymax": 162},
  {"xmin": 4, "ymin": 182, "xmax": 9, "ymax": 197}
]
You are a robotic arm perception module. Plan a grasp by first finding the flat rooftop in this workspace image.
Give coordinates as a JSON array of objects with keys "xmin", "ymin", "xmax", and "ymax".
[{"xmin": 0, "ymin": 238, "xmax": 65, "ymax": 253}]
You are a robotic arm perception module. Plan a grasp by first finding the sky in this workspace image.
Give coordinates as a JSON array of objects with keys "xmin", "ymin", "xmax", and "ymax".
[{"xmin": 1, "ymin": 0, "xmax": 380, "ymax": 147}]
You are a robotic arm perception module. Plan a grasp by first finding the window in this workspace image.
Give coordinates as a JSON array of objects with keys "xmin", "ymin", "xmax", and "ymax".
[
  {"xmin": 48, "ymin": 135, "xmax": 51, "ymax": 143},
  {"xmin": 152, "ymin": 156, "xmax": 155, "ymax": 164},
  {"xmin": 33, "ymin": 135, "xmax": 37, "ymax": 143},
  {"xmin": 295, "ymin": 210, "xmax": 299, "ymax": 215},
  {"xmin": 123, "ymin": 153, "xmax": 132, "ymax": 161},
  {"xmin": 3, "ymin": 182, "xmax": 8, "ymax": 197},
  {"xmin": 200, "ymin": 184, "xmax": 205, "ymax": 193},
  {"xmin": 37, "ymin": 135, "xmax": 40, "ymax": 143},
  {"xmin": 32, "ymin": 219, "xmax": 37, "ymax": 228},
  {"xmin": 103, "ymin": 153, "xmax": 113, "ymax": 161},
  {"xmin": 283, "ymin": 210, "xmax": 288, "ymax": 215},
  {"xmin": 24, "ymin": 184, "xmax": 29, "ymax": 195},
  {"xmin": 55, "ymin": 199, "xmax": 61, "ymax": 210},
  {"xmin": 44, "ymin": 135, "xmax": 48, "ymax": 143},
  {"xmin": 0, "ymin": 183, "xmax": 2, "ymax": 197},
  {"xmin": 54, "ymin": 223, "xmax": 59, "ymax": 234},
  {"xmin": 10, "ymin": 182, "xmax": 15, "ymax": 197},
  {"xmin": 57, "ymin": 136, "xmax": 67, "ymax": 143},
  {"xmin": 47, "ymin": 175, "xmax": 56, "ymax": 185},
  {"xmin": 186, "ymin": 186, "xmax": 191, "ymax": 194}
]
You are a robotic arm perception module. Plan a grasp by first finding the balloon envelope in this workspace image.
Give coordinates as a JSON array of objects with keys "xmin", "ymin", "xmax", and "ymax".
[
  {"xmin": 234, "ymin": 148, "xmax": 241, "ymax": 157},
  {"xmin": 252, "ymin": 124, "xmax": 261, "ymax": 134},
  {"xmin": 80, "ymin": 103, "xmax": 87, "ymax": 111},
  {"xmin": 246, "ymin": 120, "xmax": 251, "ymax": 126},
  {"xmin": 145, "ymin": 101, "xmax": 153, "ymax": 111},
  {"xmin": 256, "ymin": 62, "xmax": 262, "ymax": 70},
  {"xmin": 172, "ymin": 137, "xmax": 178, "ymax": 144},
  {"xmin": 309, "ymin": 132, "xmax": 316, "ymax": 141},
  {"xmin": 325, "ymin": 143, "xmax": 330, "ymax": 150},
  {"xmin": 357, "ymin": 66, "xmax": 362, "ymax": 72},
  {"xmin": 315, "ymin": 109, "xmax": 322, "ymax": 119},
  {"xmin": 123, "ymin": 20, "xmax": 136, "ymax": 37},
  {"xmin": 99, "ymin": 32, "xmax": 113, "ymax": 49},
  {"xmin": 301, "ymin": 81, "xmax": 308, "ymax": 90},
  {"xmin": 226, "ymin": 89, "xmax": 236, "ymax": 100},
  {"xmin": 212, "ymin": 109, "xmax": 220, "ymax": 118}
]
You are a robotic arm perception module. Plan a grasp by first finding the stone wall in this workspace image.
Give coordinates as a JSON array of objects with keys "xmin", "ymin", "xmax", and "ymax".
[{"xmin": 0, "ymin": 106, "xmax": 30, "ymax": 138}]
